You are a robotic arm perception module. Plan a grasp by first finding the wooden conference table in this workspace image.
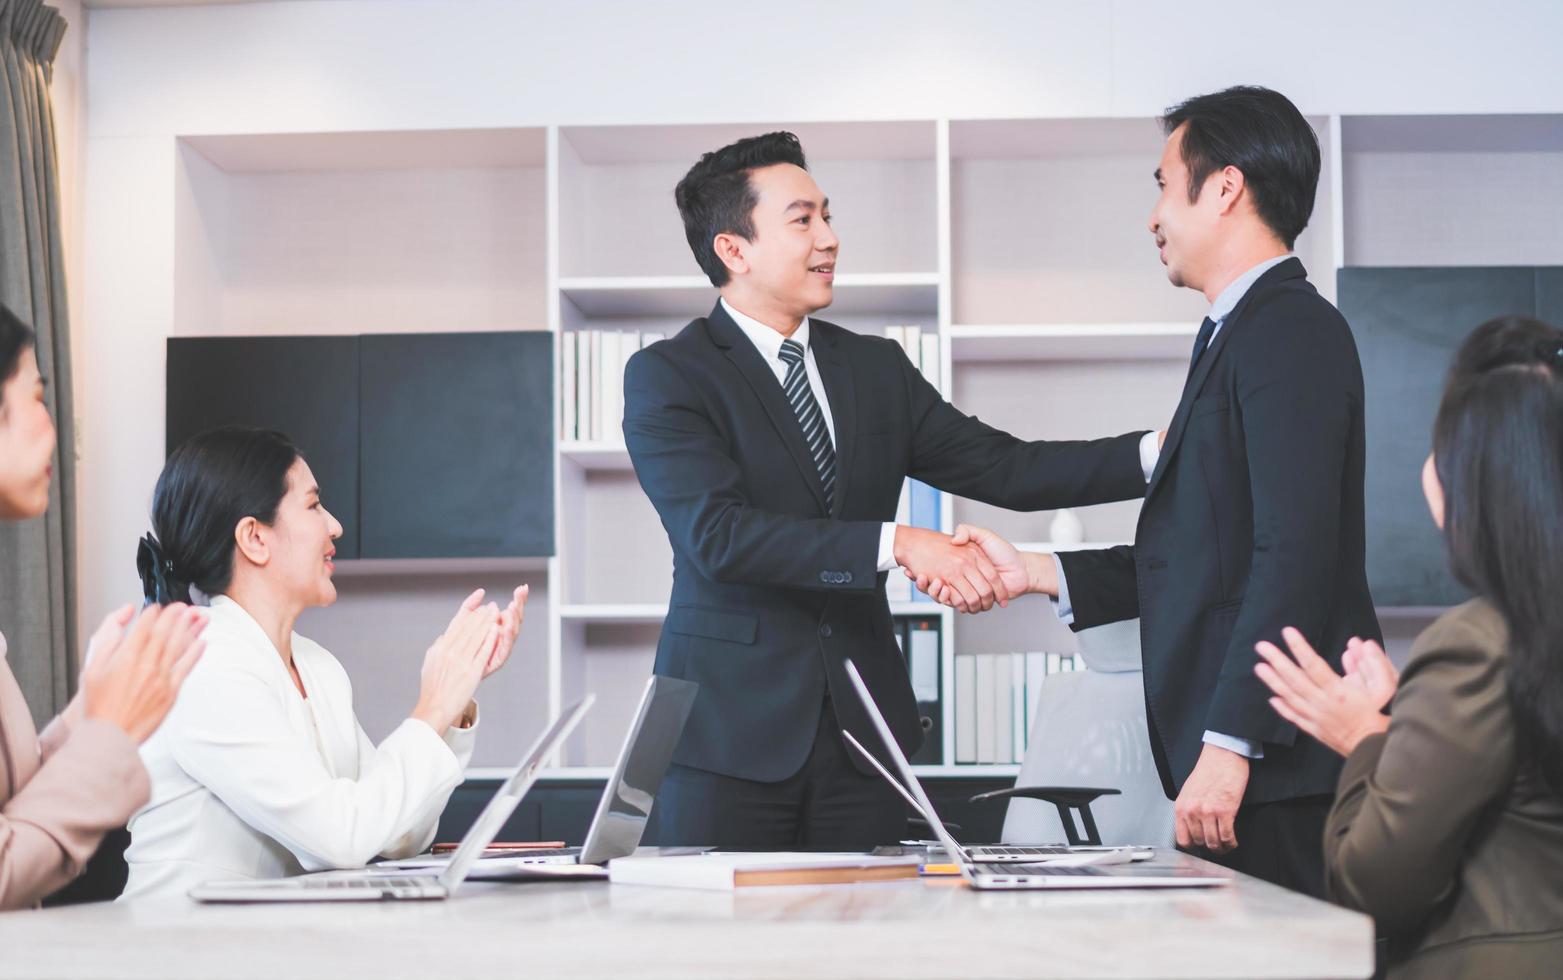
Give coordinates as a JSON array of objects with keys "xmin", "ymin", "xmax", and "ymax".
[{"xmin": 0, "ymin": 853, "xmax": 1374, "ymax": 979}]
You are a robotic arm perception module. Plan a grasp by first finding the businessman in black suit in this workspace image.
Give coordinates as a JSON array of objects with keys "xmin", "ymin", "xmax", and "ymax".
[
  {"xmin": 623, "ymin": 132, "xmax": 1159, "ymax": 849},
  {"xmin": 914, "ymin": 88, "xmax": 1381, "ymax": 897}
]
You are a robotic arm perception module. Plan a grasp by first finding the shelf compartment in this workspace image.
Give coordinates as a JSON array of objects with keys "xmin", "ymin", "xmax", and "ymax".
[{"xmin": 947, "ymin": 322, "xmax": 1196, "ymax": 361}]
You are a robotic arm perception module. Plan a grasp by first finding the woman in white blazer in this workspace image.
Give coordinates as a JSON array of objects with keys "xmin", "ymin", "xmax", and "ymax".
[{"xmin": 121, "ymin": 426, "xmax": 526, "ymax": 899}]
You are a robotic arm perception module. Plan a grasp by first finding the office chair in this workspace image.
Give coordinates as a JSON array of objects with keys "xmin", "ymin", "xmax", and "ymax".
[{"xmin": 971, "ymin": 619, "xmax": 1174, "ymax": 848}]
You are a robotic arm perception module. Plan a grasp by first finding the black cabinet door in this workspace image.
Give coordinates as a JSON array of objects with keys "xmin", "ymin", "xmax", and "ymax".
[
  {"xmin": 1340, "ymin": 266, "xmax": 1538, "ymax": 606},
  {"xmin": 166, "ymin": 336, "xmax": 362, "ymax": 558},
  {"xmin": 358, "ymin": 332, "xmax": 554, "ymax": 558}
]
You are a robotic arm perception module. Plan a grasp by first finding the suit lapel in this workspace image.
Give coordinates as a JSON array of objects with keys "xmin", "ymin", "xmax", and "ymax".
[
  {"xmin": 704, "ymin": 302, "xmax": 831, "ymax": 515},
  {"xmin": 812, "ymin": 323, "xmax": 855, "ymax": 517},
  {"xmin": 1145, "ymin": 258, "xmax": 1307, "ymax": 503}
]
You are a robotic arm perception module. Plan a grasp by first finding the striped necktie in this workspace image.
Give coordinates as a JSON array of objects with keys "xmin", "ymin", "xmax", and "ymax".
[
  {"xmin": 1189, "ymin": 316, "xmax": 1218, "ymax": 372},
  {"xmin": 778, "ymin": 338, "xmax": 837, "ymax": 511}
]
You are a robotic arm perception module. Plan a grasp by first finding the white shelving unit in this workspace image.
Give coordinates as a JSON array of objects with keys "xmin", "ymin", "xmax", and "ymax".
[{"xmin": 168, "ymin": 109, "xmax": 1554, "ymax": 781}]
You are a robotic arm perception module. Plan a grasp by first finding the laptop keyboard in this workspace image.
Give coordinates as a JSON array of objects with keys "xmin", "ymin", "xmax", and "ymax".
[
  {"xmin": 975, "ymin": 863, "xmax": 1104, "ymax": 877},
  {"xmin": 299, "ymin": 876, "xmax": 429, "ymax": 890},
  {"xmin": 968, "ymin": 845, "xmax": 1073, "ymax": 857}
]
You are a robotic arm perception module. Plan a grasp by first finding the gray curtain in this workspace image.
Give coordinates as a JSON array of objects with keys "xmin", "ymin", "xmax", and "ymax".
[{"xmin": 0, "ymin": 0, "xmax": 73, "ymax": 727}]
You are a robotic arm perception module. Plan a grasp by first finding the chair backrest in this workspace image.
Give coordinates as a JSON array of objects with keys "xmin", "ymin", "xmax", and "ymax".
[
  {"xmin": 42, "ymin": 826, "xmax": 130, "ymax": 906},
  {"xmin": 1000, "ymin": 619, "xmax": 1174, "ymax": 847}
]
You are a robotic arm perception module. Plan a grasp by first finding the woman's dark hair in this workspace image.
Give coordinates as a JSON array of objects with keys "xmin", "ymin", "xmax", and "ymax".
[
  {"xmin": 1161, "ymin": 85, "xmax": 1320, "ymax": 249},
  {"xmin": 0, "ymin": 303, "xmax": 37, "ymax": 386},
  {"xmin": 1434, "ymin": 315, "xmax": 1563, "ymax": 795},
  {"xmin": 674, "ymin": 131, "xmax": 808, "ymax": 288},
  {"xmin": 139, "ymin": 426, "xmax": 301, "ymax": 605}
]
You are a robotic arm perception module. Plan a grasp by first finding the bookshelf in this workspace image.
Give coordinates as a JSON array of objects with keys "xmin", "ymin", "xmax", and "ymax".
[{"xmin": 166, "ymin": 110, "xmax": 1550, "ymax": 780}]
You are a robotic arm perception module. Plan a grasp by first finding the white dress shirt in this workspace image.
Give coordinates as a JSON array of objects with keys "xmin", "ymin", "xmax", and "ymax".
[
  {"xmin": 1051, "ymin": 254, "xmax": 1294, "ymax": 760},
  {"xmin": 121, "ymin": 596, "xmax": 476, "ymax": 899},
  {"xmin": 721, "ymin": 298, "xmax": 900, "ymax": 571}
]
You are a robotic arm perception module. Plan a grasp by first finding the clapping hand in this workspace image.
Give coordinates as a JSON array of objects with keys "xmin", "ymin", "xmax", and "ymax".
[
  {"xmin": 1254, "ymin": 628, "xmax": 1394, "ymax": 757},
  {"xmin": 483, "ymin": 584, "xmax": 528, "ymax": 679}
]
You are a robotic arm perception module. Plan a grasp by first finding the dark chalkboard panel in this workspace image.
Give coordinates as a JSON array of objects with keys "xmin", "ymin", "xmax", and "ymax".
[
  {"xmin": 358, "ymin": 331, "xmax": 554, "ymax": 558},
  {"xmin": 166, "ymin": 336, "xmax": 362, "ymax": 558},
  {"xmin": 1340, "ymin": 267, "xmax": 1558, "ymax": 606}
]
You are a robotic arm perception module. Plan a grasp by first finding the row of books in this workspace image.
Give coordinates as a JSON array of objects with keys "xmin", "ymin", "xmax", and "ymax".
[
  {"xmin": 884, "ymin": 327, "xmax": 943, "ymax": 603},
  {"xmin": 954, "ymin": 652, "xmax": 1083, "ymax": 765},
  {"xmin": 558, "ymin": 329, "xmax": 662, "ymax": 443},
  {"xmin": 557, "ymin": 325, "xmax": 946, "ymax": 446}
]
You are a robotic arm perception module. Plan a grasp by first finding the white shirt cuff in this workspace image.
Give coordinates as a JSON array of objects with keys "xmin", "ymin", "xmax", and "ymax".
[
  {"xmin": 1139, "ymin": 430, "xmax": 1160, "ymax": 483},
  {"xmin": 1202, "ymin": 730, "xmax": 1264, "ymax": 759},
  {"xmin": 1050, "ymin": 553, "xmax": 1074, "ymax": 625},
  {"xmin": 876, "ymin": 523, "xmax": 899, "ymax": 572}
]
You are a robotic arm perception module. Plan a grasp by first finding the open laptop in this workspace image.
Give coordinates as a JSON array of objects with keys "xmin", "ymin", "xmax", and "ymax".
[
  {"xmin": 188, "ymin": 696, "xmax": 595, "ymax": 903},
  {"xmin": 378, "ymin": 674, "xmax": 699, "ymax": 878},
  {"xmin": 842, "ymin": 660, "xmax": 1228, "ymax": 890},
  {"xmin": 840, "ymin": 729, "xmax": 1150, "ymax": 866}
]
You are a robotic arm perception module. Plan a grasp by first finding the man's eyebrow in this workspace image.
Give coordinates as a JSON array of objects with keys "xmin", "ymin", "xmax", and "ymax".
[{"xmin": 783, "ymin": 199, "xmax": 820, "ymax": 214}]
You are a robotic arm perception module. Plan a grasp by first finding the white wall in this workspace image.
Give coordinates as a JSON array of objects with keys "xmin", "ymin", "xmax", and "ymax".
[{"xmin": 74, "ymin": 0, "xmax": 1563, "ymax": 644}]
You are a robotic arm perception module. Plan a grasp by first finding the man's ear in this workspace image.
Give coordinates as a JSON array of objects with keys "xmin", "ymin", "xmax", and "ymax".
[
  {"xmin": 712, "ymin": 232, "xmax": 750, "ymax": 280},
  {"xmin": 234, "ymin": 515, "xmax": 270, "ymax": 569},
  {"xmin": 1215, "ymin": 164, "xmax": 1246, "ymax": 217}
]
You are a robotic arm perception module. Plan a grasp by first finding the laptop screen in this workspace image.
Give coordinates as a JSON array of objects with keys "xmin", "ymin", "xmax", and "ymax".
[
  {"xmin": 842, "ymin": 659, "xmax": 976, "ymax": 883},
  {"xmin": 439, "ymin": 695, "xmax": 594, "ymax": 892},
  {"xmin": 578, "ymin": 675, "xmax": 698, "ymax": 866}
]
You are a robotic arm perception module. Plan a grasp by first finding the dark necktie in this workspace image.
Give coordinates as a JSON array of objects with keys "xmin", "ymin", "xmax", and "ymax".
[
  {"xmin": 778, "ymin": 338, "xmax": 837, "ymax": 511},
  {"xmin": 1189, "ymin": 316, "xmax": 1218, "ymax": 372}
]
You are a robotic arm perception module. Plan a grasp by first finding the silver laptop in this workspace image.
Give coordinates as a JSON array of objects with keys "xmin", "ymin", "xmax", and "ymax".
[
  {"xmin": 840, "ymin": 729, "xmax": 1151, "ymax": 866},
  {"xmin": 842, "ymin": 660, "xmax": 1228, "ymax": 890},
  {"xmin": 475, "ymin": 674, "xmax": 698, "ymax": 873},
  {"xmin": 376, "ymin": 675, "xmax": 698, "ymax": 880},
  {"xmin": 188, "ymin": 696, "xmax": 595, "ymax": 903}
]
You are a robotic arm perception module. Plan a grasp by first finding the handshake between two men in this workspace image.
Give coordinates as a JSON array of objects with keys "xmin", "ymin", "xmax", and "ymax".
[
  {"xmin": 896, "ymin": 428, "xmax": 1169, "ymax": 613},
  {"xmin": 892, "ymin": 523, "xmax": 1053, "ymax": 613}
]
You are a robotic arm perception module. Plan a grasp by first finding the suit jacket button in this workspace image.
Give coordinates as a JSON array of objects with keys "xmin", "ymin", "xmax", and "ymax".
[
  {"xmin": 819, "ymin": 571, "xmax": 831, "ymax": 583},
  {"xmin": 820, "ymin": 624, "xmax": 833, "ymax": 638}
]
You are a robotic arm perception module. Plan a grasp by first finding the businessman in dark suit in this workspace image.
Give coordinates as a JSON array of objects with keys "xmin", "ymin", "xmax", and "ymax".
[
  {"xmin": 623, "ymin": 132, "xmax": 1159, "ymax": 849},
  {"xmin": 914, "ymin": 88, "xmax": 1381, "ymax": 897}
]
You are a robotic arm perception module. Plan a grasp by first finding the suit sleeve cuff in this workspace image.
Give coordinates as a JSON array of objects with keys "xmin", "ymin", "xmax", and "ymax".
[
  {"xmin": 1051, "ymin": 554, "xmax": 1075, "ymax": 625},
  {"xmin": 1138, "ymin": 431, "xmax": 1160, "ymax": 483},
  {"xmin": 876, "ymin": 523, "xmax": 899, "ymax": 572},
  {"xmin": 1203, "ymin": 730, "xmax": 1264, "ymax": 759}
]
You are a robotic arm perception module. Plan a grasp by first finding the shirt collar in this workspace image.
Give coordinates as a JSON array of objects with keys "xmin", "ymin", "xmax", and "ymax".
[
  {"xmin": 721, "ymin": 297, "xmax": 811, "ymax": 364},
  {"xmin": 1208, "ymin": 253, "xmax": 1293, "ymax": 326}
]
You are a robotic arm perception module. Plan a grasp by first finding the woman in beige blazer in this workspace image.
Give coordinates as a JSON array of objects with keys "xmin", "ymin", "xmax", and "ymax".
[
  {"xmin": 1255, "ymin": 315, "xmax": 1563, "ymax": 978},
  {"xmin": 0, "ymin": 305, "xmax": 205, "ymax": 911}
]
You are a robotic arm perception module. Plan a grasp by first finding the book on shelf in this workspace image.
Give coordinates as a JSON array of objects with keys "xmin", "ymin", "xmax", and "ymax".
[
  {"xmin": 560, "ymin": 331, "xmax": 577, "ymax": 441},
  {"xmin": 955, "ymin": 655, "xmax": 977, "ymax": 764},
  {"xmin": 954, "ymin": 651, "xmax": 1083, "ymax": 766},
  {"xmin": 882, "ymin": 325, "xmax": 945, "ymax": 601},
  {"xmin": 560, "ymin": 330, "xmax": 664, "ymax": 444},
  {"xmin": 891, "ymin": 614, "xmax": 943, "ymax": 765}
]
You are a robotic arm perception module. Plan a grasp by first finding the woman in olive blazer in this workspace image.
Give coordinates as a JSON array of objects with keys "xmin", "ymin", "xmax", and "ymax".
[{"xmin": 1256, "ymin": 315, "xmax": 1563, "ymax": 978}]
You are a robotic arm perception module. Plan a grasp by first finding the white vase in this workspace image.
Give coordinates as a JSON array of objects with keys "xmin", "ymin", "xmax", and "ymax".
[{"xmin": 1049, "ymin": 508, "xmax": 1084, "ymax": 547}]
